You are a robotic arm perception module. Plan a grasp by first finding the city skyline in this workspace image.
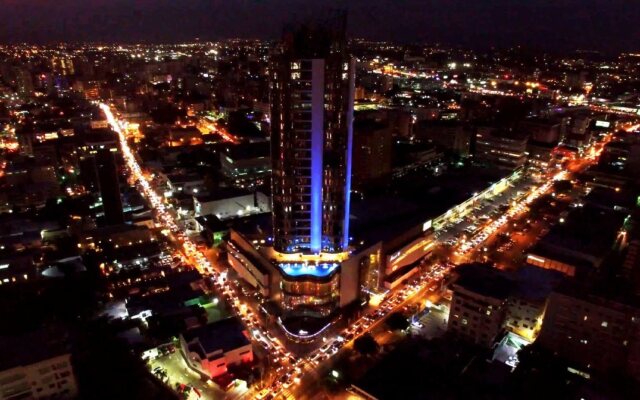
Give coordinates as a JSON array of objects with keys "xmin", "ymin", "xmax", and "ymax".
[
  {"xmin": 0, "ymin": 0, "xmax": 638, "ymax": 54},
  {"xmin": 1, "ymin": 5, "xmax": 640, "ymax": 400}
]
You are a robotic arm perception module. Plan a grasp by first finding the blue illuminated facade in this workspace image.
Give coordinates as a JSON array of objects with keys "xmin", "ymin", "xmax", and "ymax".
[
  {"xmin": 310, "ymin": 59, "xmax": 325, "ymax": 254},
  {"xmin": 278, "ymin": 262, "xmax": 340, "ymax": 278},
  {"xmin": 343, "ymin": 69, "xmax": 355, "ymax": 249},
  {"xmin": 270, "ymin": 22, "xmax": 355, "ymax": 256}
]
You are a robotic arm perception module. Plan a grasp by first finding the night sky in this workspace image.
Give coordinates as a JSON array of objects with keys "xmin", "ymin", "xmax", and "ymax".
[{"xmin": 1, "ymin": 0, "xmax": 639, "ymax": 54}]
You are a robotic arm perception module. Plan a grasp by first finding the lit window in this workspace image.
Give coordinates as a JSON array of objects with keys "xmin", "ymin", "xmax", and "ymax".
[{"xmin": 601, "ymin": 321, "xmax": 608, "ymax": 328}]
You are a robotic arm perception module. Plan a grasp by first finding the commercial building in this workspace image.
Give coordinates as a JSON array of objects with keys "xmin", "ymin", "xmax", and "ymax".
[
  {"xmin": 180, "ymin": 317, "xmax": 253, "ymax": 378},
  {"xmin": 95, "ymin": 148, "xmax": 125, "ymax": 225},
  {"xmin": 518, "ymin": 117, "xmax": 563, "ymax": 144},
  {"xmin": 352, "ymin": 116, "xmax": 393, "ymax": 189},
  {"xmin": 126, "ymin": 283, "xmax": 207, "ymax": 332},
  {"xmin": 79, "ymin": 224, "xmax": 156, "ymax": 251},
  {"xmin": 505, "ymin": 265, "xmax": 565, "ymax": 340},
  {"xmin": 166, "ymin": 126, "xmax": 203, "ymax": 147},
  {"xmin": 164, "ymin": 172, "xmax": 206, "ymax": 197},
  {"xmin": 219, "ymin": 142, "xmax": 271, "ymax": 188},
  {"xmin": 447, "ymin": 263, "xmax": 511, "ymax": 348},
  {"xmin": 0, "ymin": 332, "xmax": 77, "ymax": 400},
  {"xmin": 526, "ymin": 205, "xmax": 626, "ymax": 277},
  {"xmin": 193, "ymin": 190, "xmax": 270, "ymax": 219},
  {"xmin": 223, "ymin": 16, "xmax": 358, "ymax": 327},
  {"xmin": 269, "ymin": 15, "xmax": 355, "ymax": 254},
  {"xmin": 226, "ymin": 164, "xmax": 523, "ymax": 336},
  {"xmin": 0, "ymin": 254, "xmax": 37, "ymax": 287},
  {"xmin": 537, "ymin": 282, "xmax": 640, "ymax": 380},
  {"xmin": 76, "ymin": 128, "xmax": 124, "ymax": 225},
  {"xmin": 474, "ymin": 127, "xmax": 528, "ymax": 170},
  {"xmin": 413, "ymin": 120, "xmax": 471, "ymax": 156},
  {"xmin": 527, "ymin": 141, "xmax": 556, "ymax": 169}
]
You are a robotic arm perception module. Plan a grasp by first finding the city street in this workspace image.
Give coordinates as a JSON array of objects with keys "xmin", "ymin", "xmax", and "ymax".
[{"xmin": 100, "ymin": 101, "xmax": 608, "ymax": 400}]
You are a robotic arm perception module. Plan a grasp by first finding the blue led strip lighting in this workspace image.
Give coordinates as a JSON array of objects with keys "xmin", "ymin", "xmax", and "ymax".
[
  {"xmin": 342, "ymin": 60, "xmax": 355, "ymax": 249},
  {"xmin": 310, "ymin": 59, "xmax": 325, "ymax": 253}
]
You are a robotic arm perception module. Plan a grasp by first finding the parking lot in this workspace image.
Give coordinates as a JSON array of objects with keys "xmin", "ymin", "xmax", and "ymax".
[
  {"xmin": 436, "ymin": 176, "xmax": 537, "ymax": 246},
  {"xmin": 409, "ymin": 303, "xmax": 449, "ymax": 339},
  {"xmin": 148, "ymin": 352, "xmax": 222, "ymax": 400}
]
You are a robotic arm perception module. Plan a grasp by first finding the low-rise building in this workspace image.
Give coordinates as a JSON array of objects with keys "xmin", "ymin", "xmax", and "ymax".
[
  {"xmin": 193, "ymin": 190, "xmax": 270, "ymax": 219},
  {"xmin": 0, "ymin": 332, "xmax": 77, "ymax": 400},
  {"xmin": 414, "ymin": 120, "xmax": 471, "ymax": 156},
  {"xmin": 505, "ymin": 265, "xmax": 565, "ymax": 340},
  {"xmin": 519, "ymin": 117, "xmax": 563, "ymax": 144},
  {"xmin": 447, "ymin": 263, "xmax": 511, "ymax": 348},
  {"xmin": 527, "ymin": 141, "xmax": 556, "ymax": 169},
  {"xmin": 474, "ymin": 127, "xmax": 528, "ymax": 170},
  {"xmin": 165, "ymin": 172, "xmax": 206, "ymax": 197},
  {"xmin": 538, "ymin": 282, "xmax": 640, "ymax": 380},
  {"xmin": 79, "ymin": 224, "xmax": 156, "ymax": 251},
  {"xmin": 219, "ymin": 142, "xmax": 270, "ymax": 188},
  {"xmin": 352, "ymin": 117, "xmax": 393, "ymax": 189},
  {"xmin": 526, "ymin": 205, "xmax": 625, "ymax": 277},
  {"xmin": 180, "ymin": 317, "xmax": 253, "ymax": 378},
  {"xmin": 0, "ymin": 253, "xmax": 37, "ymax": 287},
  {"xmin": 167, "ymin": 126, "xmax": 203, "ymax": 147}
]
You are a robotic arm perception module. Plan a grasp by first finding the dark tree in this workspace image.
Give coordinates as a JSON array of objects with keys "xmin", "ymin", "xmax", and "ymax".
[
  {"xmin": 385, "ymin": 312, "xmax": 410, "ymax": 331},
  {"xmin": 353, "ymin": 333, "xmax": 379, "ymax": 356},
  {"xmin": 552, "ymin": 180, "xmax": 573, "ymax": 193}
]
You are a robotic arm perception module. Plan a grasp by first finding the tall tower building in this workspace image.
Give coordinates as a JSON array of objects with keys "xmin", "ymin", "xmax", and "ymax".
[
  {"xmin": 270, "ymin": 15, "xmax": 355, "ymax": 255},
  {"xmin": 95, "ymin": 148, "xmax": 124, "ymax": 226}
]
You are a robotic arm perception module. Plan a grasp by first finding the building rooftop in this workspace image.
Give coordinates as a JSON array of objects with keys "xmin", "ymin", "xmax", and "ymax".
[
  {"xmin": 81, "ymin": 128, "xmax": 118, "ymax": 145},
  {"xmin": 453, "ymin": 263, "xmax": 512, "ymax": 300},
  {"xmin": 126, "ymin": 284, "xmax": 204, "ymax": 317},
  {"xmin": 353, "ymin": 338, "xmax": 479, "ymax": 400},
  {"xmin": 353, "ymin": 117, "xmax": 389, "ymax": 132},
  {"xmin": 196, "ymin": 215, "xmax": 228, "ymax": 233},
  {"xmin": 225, "ymin": 213, "xmax": 273, "ymax": 238},
  {"xmin": 351, "ymin": 166, "xmax": 506, "ymax": 249},
  {"xmin": 182, "ymin": 317, "xmax": 250, "ymax": 358},
  {"xmin": 0, "ymin": 329, "xmax": 70, "ymax": 371},
  {"xmin": 535, "ymin": 205, "xmax": 625, "ymax": 262},
  {"xmin": 584, "ymin": 186, "xmax": 637, "ymax": 212},
  {"xmin": 83, "ymin": 223, "xmax": 150, "ymax": 237},
  {"xmin": 222, "ymin": 141, "xmax": 270, "ymax": 161},
  {"xmin": 194, "ymin": 187, "xmax": 253, "ymax": 203},
  {"xmin": 511, "ymin": 265, "xmax": 565, "ymax": 303},
  {"xmin": 553, "ymin": 278, "xmax": 640, "ymax": 311}
]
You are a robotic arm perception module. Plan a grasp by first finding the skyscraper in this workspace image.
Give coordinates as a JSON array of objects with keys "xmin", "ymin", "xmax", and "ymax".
[
  {"xmin": 270, "ymin": 14, "xmax": 355, "ymax": 255},
  {"xmin": 95, "ymin": 149, "xmax": 124, "ymax": 225},
  {"xmin": 77, "ymin": 127, "xmax": 124, "ymax": 226},
  {"xmin": 95, "ymin": 148, "xmax": 124, "ymax": 225}
]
